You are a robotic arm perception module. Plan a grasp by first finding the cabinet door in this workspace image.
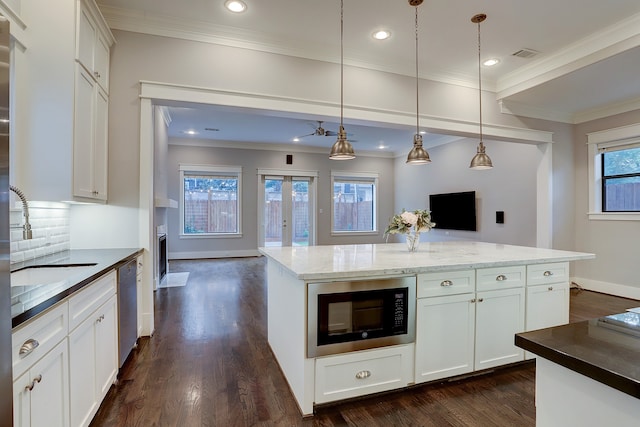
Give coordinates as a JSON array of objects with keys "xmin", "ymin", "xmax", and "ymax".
[
  {"xmin": 94, "ymin": 33, "xmax": 110, "ymax": 92},
  {"xmin": 475, "ymin": 287, "xmax": 525, "ymax": 371},
  {"xmin": 92, "ymin": 86, "xmax": 108, "ymax": 201},
  {"xmin": 95, "ymin": 295, "xmax": 118, "ymax": 399},
  {"xmin": 526, "ymin": 283, "xmax": 569, "ymax": 332},
  {"xmin": 29, "ymin": 340, "xmax": 70, "ymax": 427},
  {"xmin": 13, "ymin": 371, "xmax": 30, "ymax": 427},
  {"xmin": 415, "ymin": 293, "xmax": 475, "ymax": 383},
  {"xmin": 77, "ymin": 3, "xmax": 97, "ymax": 72},
  {"xmin": 69, "ymin": 310, "xmax": 98, "ymax": 427},
  {"xmin": 73, "ymin": 64, "xmax": 97, "ymax": 199}
]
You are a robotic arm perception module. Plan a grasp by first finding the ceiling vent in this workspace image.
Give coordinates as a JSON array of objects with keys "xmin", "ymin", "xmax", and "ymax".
[
  {"xmin": 512, "ymin": 48, "xmax": 539, "ymax": 59},
  {"xmin": 204, "ymin": 127, "xmax": 220, "ymax": 132}
]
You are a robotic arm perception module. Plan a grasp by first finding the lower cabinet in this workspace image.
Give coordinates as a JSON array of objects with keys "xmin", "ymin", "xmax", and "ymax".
[
  {"xmin": 315, "ymin": 344, "xmax": 414, "ymax": 404},
  {"xmin": 525, "ymin": 283, "xmax": 569, "ymax": 332},
  {"xmin": 474, "ymin": 287, "xmax": 525, "ymax": 370},
  {"xmin": 415, "ymin": 293, "xmax": 475, "ymax": 383},
  {"xmin": 13, "ymin": 339, "xmax": 70, "ymax": 427},
  {"xmin": 69, "ymin": 294, "xmax": 118, "ymax": 427}
]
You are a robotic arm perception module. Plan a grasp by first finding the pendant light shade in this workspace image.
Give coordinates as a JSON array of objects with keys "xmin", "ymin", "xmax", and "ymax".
[
  {"xmin": 330, "ymin": 0, "xmax": 355, "ymax": 160},
  {"xmin": 469, "ymin": 13, "xmax": 493, "ymax": 170},
  {"xmin": 406, "ymin": 0, "xmax": 430, "ymax": 165}
]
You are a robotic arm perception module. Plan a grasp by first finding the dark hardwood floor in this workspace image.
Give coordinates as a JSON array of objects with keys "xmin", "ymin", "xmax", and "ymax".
[{"xmin": 90, "ymin": 258, "xmax": 640, "ymax": 427}]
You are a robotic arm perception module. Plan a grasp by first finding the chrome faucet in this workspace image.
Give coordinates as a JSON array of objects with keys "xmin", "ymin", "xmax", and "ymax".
[{"xmin": 9, "ymin": 185, "xmax": 33, "ymax": 240}]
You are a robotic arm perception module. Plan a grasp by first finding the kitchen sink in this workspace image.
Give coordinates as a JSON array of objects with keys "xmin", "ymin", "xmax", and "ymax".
[{"xmin": 11, "ymin": 264, "xmax": 97, "ymax": 287}]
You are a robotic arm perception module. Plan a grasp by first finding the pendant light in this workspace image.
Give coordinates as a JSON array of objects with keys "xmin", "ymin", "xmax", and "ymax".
[
  {"xmin": 469, "ymin": 13, "xmax": 493, "ymax": 170},
  {"xmin": 406, "ymin": 0, "xmax": 431, "ymax": 165},
  {"xmin": 329, "ymin": 0, "xmax": 355, "ymax": 160}
]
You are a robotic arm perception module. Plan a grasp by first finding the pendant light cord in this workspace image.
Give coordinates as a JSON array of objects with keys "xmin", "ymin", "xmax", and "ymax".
[
  {"xmin": 477, "ymin": 18, "xmax": 483, "ymax": 146},
  {"xmin": 340, "ymin": 0, "xmax": 344, "ymax": 128},
  {"xmin": 415, "ymin": 5, "xmax": 419, "ymax": 135}
]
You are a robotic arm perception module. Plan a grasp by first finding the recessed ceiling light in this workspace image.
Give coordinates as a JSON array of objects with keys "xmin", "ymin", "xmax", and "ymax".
[
  {"xmin": 378, "ymin": 144, "xmax": 386, "ymax": 150},
  {"xmin": 183, "ymin": 130, "xmax": 198, "ymax": 135},
  {"xmin": 419, "ymin": 130, "xmax": 426, "ymax": 135},
  {"xmin": 293, "ymin": 137, "xmax": 300, "ymax": 142},
  {"xmin": 372, "ymin": 30, "xmax": 391, "ymax": 40},
  {"xmin": 483, "ymin": 58, "xmax": 500, "ymax": 67},
  {"xmin": 225, "ymin": 0, "xmax": 247, "ymax": 13}
]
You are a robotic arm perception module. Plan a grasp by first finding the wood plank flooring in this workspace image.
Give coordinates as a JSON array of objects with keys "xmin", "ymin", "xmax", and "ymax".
[{"xmin": 90, "ymin": 258, "xmax": 640, "ymax": 427}]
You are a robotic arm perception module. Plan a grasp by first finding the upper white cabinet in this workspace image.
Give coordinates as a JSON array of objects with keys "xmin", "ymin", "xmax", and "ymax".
[
  {"xmin": 14, "ymin": 0, "xmax": 113, "ymax": 202},
  {"xmin": 77, "ymin": 0, "xmax": 111, "ymax": 93}
]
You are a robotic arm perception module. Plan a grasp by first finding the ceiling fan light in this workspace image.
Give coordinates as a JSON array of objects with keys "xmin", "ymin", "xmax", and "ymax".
[
  {"xmin": 329, "ymin": 125, "xmax": 355, "ymax": 160},
  {"xmin": 406, "ymin": 134, "xmax": 431, "ymax": 164}
]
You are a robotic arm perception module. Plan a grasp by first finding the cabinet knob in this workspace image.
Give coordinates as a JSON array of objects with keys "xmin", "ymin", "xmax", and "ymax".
[
  {"xmin": 440, "ymin": 280, "xmax": 453, "ymax": 287},
  {"xmin": 478, "ymin": 298, "xmax": 484, "ymax": 302},
  {"xmin": 19, "ymin": 339, "xmax": 40, "ymax": 358},
  {"xmin": 548, "ymin": 286, "xmax": 554, "ymax": 291},
  {"xmin": 94, "ymin": 71, "xmax": 101, "ymax": 79},
  {"xmin": 470, "ymin": 298, "xmax": 477, "ymax": 303},
  {"xmin": 496, "ymin": 274, "xmax": 507, "ymax": 281},
  {"xmin": 25, "ymin": 374, "xmax": 42, "ymax": 392},
  {"xmin": 543, "ymin": 271, "xmax": 553, "ymax": 277},
  {"xmin": 355, "ymin": 370, "xmax": 371, "ymax": 380}
]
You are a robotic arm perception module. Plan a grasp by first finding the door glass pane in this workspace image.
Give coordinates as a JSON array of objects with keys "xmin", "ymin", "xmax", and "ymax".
[
  {"xmin": 264, "ymin": 178, "xmax": 283, "ymax": 246},
  {"xmin": 292, "ymin": 179, "xmax": 309, "ymax": 246}
]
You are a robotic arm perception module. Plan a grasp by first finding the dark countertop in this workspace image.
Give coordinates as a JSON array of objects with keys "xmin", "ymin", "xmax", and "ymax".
[
  {"xmin": 515, "ymin": 312, "xmax": 640, "ymax": 399},
  {"xmin": 11, "ymin": 248, "xmax": 142, "ymax": 328}
]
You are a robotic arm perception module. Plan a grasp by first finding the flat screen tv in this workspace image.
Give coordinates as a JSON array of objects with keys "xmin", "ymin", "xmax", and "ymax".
[{"xmin": 428, "ymin": 191, "xmax": 477, "ymax": 231}]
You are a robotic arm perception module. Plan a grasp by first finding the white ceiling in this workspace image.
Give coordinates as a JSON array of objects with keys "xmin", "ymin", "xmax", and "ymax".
[{"xmin": 96, "ymin": 0, "xmax": 640, "ymax": 155}]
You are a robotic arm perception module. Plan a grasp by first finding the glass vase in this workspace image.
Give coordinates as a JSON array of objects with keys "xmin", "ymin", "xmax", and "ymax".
[{"xmin": 405, "ymin": 231, "xmax": 420, "ymax": 252}]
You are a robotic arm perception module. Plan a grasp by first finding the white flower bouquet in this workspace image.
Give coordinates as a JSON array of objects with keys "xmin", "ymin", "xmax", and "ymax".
[{"xmin": 384, "ymin": 209, "xmax": 435, "ymax": 237}]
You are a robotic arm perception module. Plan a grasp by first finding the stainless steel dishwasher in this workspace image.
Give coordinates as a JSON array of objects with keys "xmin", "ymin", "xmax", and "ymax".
[{"xmin": 118, "ymin": 259, "xmax": 138, "ymax": 368}]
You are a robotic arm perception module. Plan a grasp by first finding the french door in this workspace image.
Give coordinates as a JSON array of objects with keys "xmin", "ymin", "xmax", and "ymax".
[{"xmin": 258, "ymin": 170, "xmax": 316, "ymax": 247}]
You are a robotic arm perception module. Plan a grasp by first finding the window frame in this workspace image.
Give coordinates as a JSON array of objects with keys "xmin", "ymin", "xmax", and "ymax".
[
  {"xmin": 587, "ymin": 124, "xmax": 640, "ymax": 221},
  {"xmin": 179, "ymin": 164, "xmax": 243, "ymax": 238},
  {"xmin": 330, "ymin": 171, "xmax": 379, "ymax": 235}
]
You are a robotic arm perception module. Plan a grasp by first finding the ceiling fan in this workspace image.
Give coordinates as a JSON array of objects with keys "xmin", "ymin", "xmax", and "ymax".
[
  {"xmin": 297, "ymin": 121, "xmax": 338, "ymax": 138},
  {"xmin": 296, "ymin": 120, "xmax": 356, "ymax": 141}
]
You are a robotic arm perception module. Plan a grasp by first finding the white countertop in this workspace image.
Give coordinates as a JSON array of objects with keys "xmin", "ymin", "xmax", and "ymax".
[{"xmin": 258, "ymin": 241, "xmax": 595, "ymax": 281}]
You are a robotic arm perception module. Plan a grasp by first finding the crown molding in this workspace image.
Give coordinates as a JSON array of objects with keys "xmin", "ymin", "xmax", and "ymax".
[
  {"xmin": 573, "ymin": 96, "xmax": 640, "ymax": 124},
  {"xmin": 499, "ymin": 100, "xmax": 574, "ymax": 124}
]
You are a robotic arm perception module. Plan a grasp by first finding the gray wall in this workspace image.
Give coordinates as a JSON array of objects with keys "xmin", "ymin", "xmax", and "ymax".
[
  {"xmin": 394, "ymin": 138, "xmax": 539, "ymax": 246},
  {"xmin": 166, "ymin": 141, "xmax": 395, "ymax": 257},
  {"xmin": 572, "ymin": 109, "xmax": 640, "ymax": 296}
]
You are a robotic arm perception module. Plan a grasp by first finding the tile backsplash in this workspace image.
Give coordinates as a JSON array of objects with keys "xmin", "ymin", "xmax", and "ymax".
[{"xmin": 10, "ymin": 201, "xmax": 71, "ymax": 264}]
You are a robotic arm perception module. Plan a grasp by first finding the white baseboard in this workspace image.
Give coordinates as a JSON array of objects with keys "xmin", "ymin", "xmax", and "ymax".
[
  {"xmin": 169, "ymin": 249, "xmax": 261, "ymax": 260},
  {"xmin": 572, "ymin": 276, "xmax": 640, "ymax": 301}
]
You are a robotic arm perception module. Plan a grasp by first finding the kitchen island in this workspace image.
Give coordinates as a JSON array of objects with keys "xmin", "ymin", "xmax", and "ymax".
[
  {"xmin": 259, "ymin": 241, "xmax": 594, "ymax": 415},
  {"xmin": 516, "ymin": 312, "xmax": 640, "ymax": 426}
]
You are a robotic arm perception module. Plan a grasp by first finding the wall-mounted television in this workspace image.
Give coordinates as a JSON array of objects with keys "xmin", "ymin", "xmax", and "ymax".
[{"xmin": 428, "ymin": 191, "xmax": 477, "ymax": 231}]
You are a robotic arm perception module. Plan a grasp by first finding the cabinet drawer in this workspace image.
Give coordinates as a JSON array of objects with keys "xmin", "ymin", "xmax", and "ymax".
[
  {"xmin": 12, "ymin": 302, "xmax": 68, "ymax": 380},
  {"xmin": 68, "ymin": 270, "xmax": 116, "ymax": 332},
  {"xmin": 527, "ymin": 262, "xmax": 569, "ymax": 286},
  {"xmin": 476, "ymin": 266, "xmax": 525, "ymax": 292},
  {"xmin": 417, "ymin": 270, "xmax": 475, "ymax": 298},
  {"xmin": 315, "ymin": 344, "xmax": 414, "ymax": 404}
]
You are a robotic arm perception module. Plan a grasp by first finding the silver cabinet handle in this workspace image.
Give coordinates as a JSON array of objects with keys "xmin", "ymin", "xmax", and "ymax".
[
  {"xmin": 470, "ymin": 298, "xmax": 477, "ymax": 303},
  {"xmin": 355, "ymin": 370, "xmax": 371, "ymax": 380},
  {"xmin": 97, "ymin": 314, "xmax": 105, "ymax": 323},
  {"xmin": 94, "ymin": 71, "xmax": 101, "ymax": 79},
  {"xmin": 25, "ymin": 374, "xmax": 42, "ymax": 392},
  {"xmin": 496, "ymin": 275, "xmax": 507, "ymax": 281},
  {"xmin": 548, "ymin": 286, "xmax": 554, "ymax": 291},
  {"xmin": 543, "ymin": 271, "xmax": 553, "ymax": 276},
  {"xmin": 440, "ymin": 280, "xmax": 453, "ymax": 287},
  {"xmin": 19, "ymin": 339, "xmax": 40, "ymax": 358},
  {"xmin": 478, "ymin": 298, "xmax": 484, "ymax": 302}
]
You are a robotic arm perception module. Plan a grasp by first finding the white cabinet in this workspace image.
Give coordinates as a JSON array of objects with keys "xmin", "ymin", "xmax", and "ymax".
[
  {"xmin": 73, "ymin": 63, "xmax": 108, "ymax": 201},
  {"xmin": 315, "ymin": 344, "xmax": 414, "ymax": 404},
  {"xmin": 474, "ymin": 287, "xmax": 525, "ymax": 370},
  {"xmin": 526, "ymin": 262, "xmax": 570, "ymax": 332},
  {"xmin": 13, "ymin": 338, "xmax": 70, "ymax": 427},
  {"xmin": 69, "ymin": 294, "xmax": 118, "ymax": 427},
  {"xmin": 76, "ymin": 0, "xmax": 111, "ymax": 92},
  {"xmin": 136, "ymin": 255, "xmax": 144, "ymax": 337},
  {"xmin": 415, "ymin": 293, "xmax": 475, "ymax": 383}
]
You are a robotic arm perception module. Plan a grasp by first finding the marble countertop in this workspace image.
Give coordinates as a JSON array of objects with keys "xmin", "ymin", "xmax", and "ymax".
[
  {"xmin": 258, "ymin": 241, "xmax": 595, "ymax": 281},
  {"xmin": 11, "ymin": 248, "xmax": 142, "ymax": 328},
  {"xmin": 516, "ymin": 312, "xmax": 640, "ymax": 399}
]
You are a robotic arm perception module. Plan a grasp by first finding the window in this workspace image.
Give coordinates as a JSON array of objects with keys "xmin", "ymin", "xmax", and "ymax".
[
  {"xmin": 180, "ymin": 165, "xmax": 242, "ymax": 237},
  {"xmin": 601, "ymin": 147, "xmax": 640, "ymax": 212},
  {"xmin": 331, "ymin": 171, "xmax": 378, "ymax": 234},
  {"xmin": 587, "ymin": 124, "xmax": 640, "ymax": 220}
]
